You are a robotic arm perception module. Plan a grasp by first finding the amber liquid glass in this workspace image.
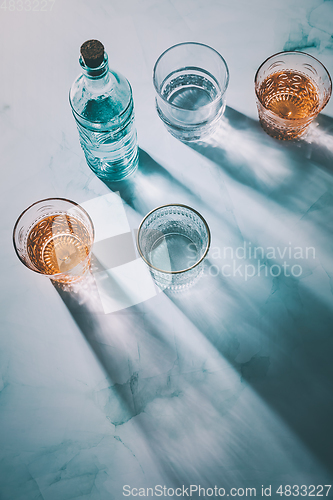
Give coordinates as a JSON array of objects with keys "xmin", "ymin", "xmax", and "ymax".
[
  {"xmin": 255, "ymin": 51, "xmax": 332, "ymax": 140},
  {"xmin": 13, "ymin": 198, "xmax": 94, "ymax": 283}
]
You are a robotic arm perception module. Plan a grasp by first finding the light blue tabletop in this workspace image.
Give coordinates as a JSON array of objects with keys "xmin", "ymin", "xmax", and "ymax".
[{"xmin": 1, "ymin": 0, "xmax": 333, "ymax": 499}]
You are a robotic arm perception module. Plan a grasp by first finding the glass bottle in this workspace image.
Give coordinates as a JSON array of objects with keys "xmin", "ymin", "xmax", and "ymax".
[{"xmin": 69, "ymin": 40, "xmax": 138, "ymax": 182}]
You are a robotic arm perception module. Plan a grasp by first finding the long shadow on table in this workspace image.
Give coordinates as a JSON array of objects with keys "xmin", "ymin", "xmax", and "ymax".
[
  {"xmin": 103, "ymin": 148, "xmax": 196, "ymax": 216},
  {"xmin": 104, "ymin": 114, "xmax": 333, "ymax": 241},
  {"xmin": 187, "ymin": 108, "xmax": 333, "ymax": 226},
  {"xmin": 165, "ymin": 264, "xmax": 333, "ymax": 475},
  {"xmin": 103, "ymin": 148, "xmax": 252, "ymax": 252},
  {"xmin": 52, "ymin": 274, "xmax": 181, "ymax": 485},
  {"xmin": 189, "ymin": 107, "xmax": 333, "ymax": 179},
  {"xmin": 177, "ymin": 108, "xmax": 333, "ymax": 473},
  {"xmin": 53, "ymin": 253, "xmax": 333, "ymax": 481},
  {"xmin": 55, "ymin": 113, "xmax": 333, "ymax": 482},
  {"xmin": 53, "ymin": 268, "xmax": 241, "ymax": 488},
  {"xmin": 103, "ymin": 132, "xmax": 333, "ymax": 474}
]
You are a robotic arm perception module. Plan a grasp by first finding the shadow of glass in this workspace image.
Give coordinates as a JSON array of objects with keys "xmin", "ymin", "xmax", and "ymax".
[
  {"xmin": 52, "ymin": 271, "xmax": 185, "ymax": 483},
  {"xmin": 90, "ymin": 137, "xmax": 333, "ymax": 474},
  {"xmin": 52, "ymin": 262, "xmax": 241, "ymax": 486},
  {"xmin": 53, "ymin": 262, "xmax": 302, "ymax": 488},
  {"xmin": 187, "ymin": 107, "xmax": 333, "ymax": 219},
  {"xmin": 102, "ymin": 147, "xmax": 251, "ymax": 261},
  {"xmin": 102, "ymin": 148, "xmax": 195, "ymax": 216},
  {"xmin": 60, "ymin": 128, "xmax": 333, "ymax": 481},
  {"xmin": 166, "ymin": 261, "xmax": 333, "ymax": 473}
]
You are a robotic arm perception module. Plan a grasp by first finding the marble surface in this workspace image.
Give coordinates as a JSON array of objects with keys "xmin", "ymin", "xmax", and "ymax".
[{"xmin": 1, "ymin": 0, "xmax": 333, "ymax": 498}]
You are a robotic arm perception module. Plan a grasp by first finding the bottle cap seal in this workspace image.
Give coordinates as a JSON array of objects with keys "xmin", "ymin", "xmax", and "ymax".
[{"xmin": 80, "ymin": 40, "xmax": 105, "ymax": 68}]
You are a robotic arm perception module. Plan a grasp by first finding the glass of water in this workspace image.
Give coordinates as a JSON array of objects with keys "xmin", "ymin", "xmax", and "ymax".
[
  {"xmin": 153, "ymin": 42, "xmax": 229, "ymax": 141},
  {"xmin": 137, "ymin": 204, "xmax": 210, "ymax": 291},
  {"xmin": 13, "ymin": 198, "xmax": 94, "ymax": 284}
]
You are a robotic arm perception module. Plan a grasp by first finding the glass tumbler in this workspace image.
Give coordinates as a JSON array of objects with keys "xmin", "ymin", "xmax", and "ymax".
[
  {"xmin": 255, "ymin": 51, "xmax": 332, "ymax": 140},
  {"xmin": 153, "ymin": 42, "xmax": 229, "ymax": 141},
  {"xmin": 13, "ymin": 198, "xmax": 94, "ymax": 284},
  {"xmin": 137, "ymin": 204, "xmax": 210, "ymax": 291}
]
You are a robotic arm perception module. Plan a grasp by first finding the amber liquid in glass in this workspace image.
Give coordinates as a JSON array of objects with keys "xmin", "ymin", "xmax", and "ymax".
[
  {"xmin": 26, "ymin": 214, "xmax": 91, "ymax": 276},
  {"xmin": 257, "ymin": 70, "xmax": 320, "ymax": 139}
]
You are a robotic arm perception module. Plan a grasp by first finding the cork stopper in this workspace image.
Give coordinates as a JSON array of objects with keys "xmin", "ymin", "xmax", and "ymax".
[{"xmin": 80, "ymin": 40, "xmax": 105, "ymax": 68}]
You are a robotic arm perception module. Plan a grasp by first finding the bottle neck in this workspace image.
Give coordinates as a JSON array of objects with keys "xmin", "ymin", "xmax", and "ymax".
[{"xmin": 80, "ymin": 53, "xmax": 111, "ymax": 91}]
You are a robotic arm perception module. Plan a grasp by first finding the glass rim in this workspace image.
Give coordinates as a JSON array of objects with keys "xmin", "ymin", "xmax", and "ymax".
[
  {"xmin": 136, "ymin": 203, "xmax": 211, "ymax": 275},
  {"xmin": 13, "ymin": 197, "xmax": 95, "ymax": 278},
  {"xmin": 153, "ymin": 42, "xmax": 229, "ymax": 112},
  {"xmin": 254, "ymin": 50, "xmax": 332, "ymax": 109}
]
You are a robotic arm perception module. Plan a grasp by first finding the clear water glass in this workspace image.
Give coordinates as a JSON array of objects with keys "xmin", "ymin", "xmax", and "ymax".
[
  {"xmin": 13, "ymin": 198, "xmax": 94, "ymax": 284},
  {"xmin": 137, "ymin": 204, "xmax": 210, "ymax": 291},
  {"xmin": 153, "ymin": 42, "xmax": 229, "ymax": 141}
]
